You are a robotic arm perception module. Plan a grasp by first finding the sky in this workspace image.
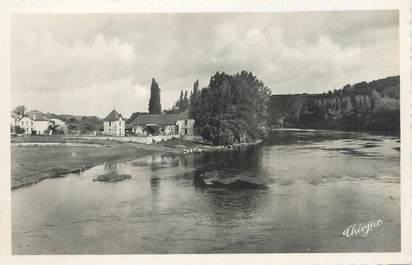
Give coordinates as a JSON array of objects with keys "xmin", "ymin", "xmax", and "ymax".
[{"xmin": 11, "ymin": 11, "xmax": 399, "ymax": 118}]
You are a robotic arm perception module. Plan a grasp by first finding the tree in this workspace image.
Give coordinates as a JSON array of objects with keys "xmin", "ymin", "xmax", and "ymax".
[
  {"xmin": 11, "ymin": 105, "xmax": 26, "ymax": 133},
  {"xmin": 148, "ymin": 78, "xmax": 161, "ymax": 114},
  {"xmin": 12, "ymin": 105, "xmax": 26, "ymax": 121},
  {"xmin": 273, "ymin": 76, "xmax": 400, "ymax": 133},
  {"xmin": 81, "ymin": 120, "xmax": 95, "ymax": 132},
  {"xmin": 15, "ymin": 126, "xmax": 25, "ymax": 134},
  {"xmin": 193, "ymin": 80, "xmax": 199, "ymax": 95},
  {"xmin": 190, "ymin": 71, "xmax": 271, "ymax": 144},
  {"xmin": 166, "ymin": 83, "xmax": 193, "ymax": 114}
]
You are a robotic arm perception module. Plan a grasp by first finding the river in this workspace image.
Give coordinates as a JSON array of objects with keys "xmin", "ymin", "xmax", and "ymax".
[{"xmin": 12, "ymin": 129, "xmax": 400, "ymax": 254}]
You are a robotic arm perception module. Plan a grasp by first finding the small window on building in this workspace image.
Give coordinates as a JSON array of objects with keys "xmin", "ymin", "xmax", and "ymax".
[
  {"xmin": 184, "ymin": 119, "xmax": 188, "ymax": 125},
  {"xmin": 109, "ymin": 121, "xmax": 111, "ymax": 127},
  {"xmin": 184, "ymin": 128, "xmax": 188, "ymax": 135},
  {"xmin": 119, "ymin": 120, "xmax": 121, "ymax": 126}
]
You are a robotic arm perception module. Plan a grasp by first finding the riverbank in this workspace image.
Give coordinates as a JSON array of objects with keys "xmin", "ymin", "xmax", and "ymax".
[
  {"xmin": 269, "ymin": 126, "xmax": 400, "ymax": 137},
  {"xmin": 11, "ymin": 136, "xmax": 181, "ymax": 190},
  {"xmin": 11, "ymin": 135, "xmax": 261, "ymax": 190}
]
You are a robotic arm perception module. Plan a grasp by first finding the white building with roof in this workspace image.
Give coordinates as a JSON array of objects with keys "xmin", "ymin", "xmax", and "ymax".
[
  {"xmin": 132, "ymin": 110, "xmax": 194, "ymax": 136},
  {"xmin": 103, "ymin": 109, "xmax": 125, "ymax": 136},
  {"xmin": 18, "ymin": 111, "xmax": 53, "ymax": 135}
]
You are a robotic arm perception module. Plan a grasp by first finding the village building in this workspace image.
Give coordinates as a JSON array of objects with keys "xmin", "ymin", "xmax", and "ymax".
[
  {"xmin": 49, "ymin": 118, "xmax": 68, "ymax": 134},
  {"xmin": 103, "ymin": 109, "xmax": 126, "ymax": 136},
  {"xmin": 18, "ymin": 111, "xmax": 53, "ymax": 135},
  {"xmin": 131, "ymin": 111, "xmax": 194, "ymax": 136}
]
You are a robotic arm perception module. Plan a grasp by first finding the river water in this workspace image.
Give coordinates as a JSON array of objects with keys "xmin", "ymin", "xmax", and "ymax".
[{"xmin": 12, "ymin": 129, "xmax": 400, "ymax": 254}]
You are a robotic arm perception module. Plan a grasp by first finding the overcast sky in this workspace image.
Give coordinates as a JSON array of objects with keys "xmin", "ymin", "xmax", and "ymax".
[{"xmin": 11, "ymin": 11, "xmax": 399, "ymax": 118}]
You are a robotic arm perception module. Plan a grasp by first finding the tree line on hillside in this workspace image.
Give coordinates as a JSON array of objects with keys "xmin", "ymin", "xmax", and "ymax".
[
  {"xmin": 49, "ymin": 114, "xmax": 103, "ymax": 133},
  {"xmin": 273, "ymin": 76, "xmax": 400, "ymax": 133}
]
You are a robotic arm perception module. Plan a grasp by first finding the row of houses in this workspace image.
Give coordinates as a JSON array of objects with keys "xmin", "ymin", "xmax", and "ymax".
[
  {"xmin": 11, "ymin": 109, "xmax": 195, "ymax": 137},
  {"xmin": 103, "ymin": 109, "xmax": 194, "ymax": 137},
  {"xmin": 11, "ymin": 111, "xmax": 67, "ymax": 135}
]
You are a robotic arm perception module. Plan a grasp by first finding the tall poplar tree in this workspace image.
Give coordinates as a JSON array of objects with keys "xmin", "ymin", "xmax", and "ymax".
[{"xmin": 148, "ymin": 78, "xmax": 161, "ymax": 114}]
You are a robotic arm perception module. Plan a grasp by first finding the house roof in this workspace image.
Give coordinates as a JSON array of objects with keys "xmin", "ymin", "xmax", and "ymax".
[
  {"xmin": 24, "ymin": 111, "xmax": 50, "ymax": 121},
  {"xmin": 132, "ymin": 111, "xmax": 189, "ymax": 125},
  {"xmin": 125, "ymin": 124, "xmax": 133, "ymax": 130},
  {"xmin": 103, "ymin": 109, "xmax": 124, "ymax": 121}
]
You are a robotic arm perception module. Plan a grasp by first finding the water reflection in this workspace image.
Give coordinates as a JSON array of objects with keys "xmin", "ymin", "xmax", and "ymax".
[
  {"xmin": 150, "ymin": 177, "xmax": 160, "ymax": 193},
  {"xmin": 199, "ymin": 189, "xmax": 269, "ymax": 224},
  {"xmin": 104, "ymin": 162, "xmax": 121, "ymax": 170},
  {"xmin": 266, "ymin": 129, "xmax": 393, "ymax": 146},
  {"xmin": 12, "ymin": 129, "xmax": 400, "ymax": 254}
]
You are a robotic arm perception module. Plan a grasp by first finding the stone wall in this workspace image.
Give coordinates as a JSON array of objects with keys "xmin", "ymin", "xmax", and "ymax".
[{"xmin": 74, "ymin": 134, "xmax": 182, "ymax": 144}]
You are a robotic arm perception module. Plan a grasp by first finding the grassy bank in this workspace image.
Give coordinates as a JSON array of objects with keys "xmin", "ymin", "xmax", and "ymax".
[
  {"xmin": 11, "ymin": 135, "xmax": 262, "ymax": 190},
  {"xmin": 11, "ymin": 136, "xmax": 187, "ymax": 190}
]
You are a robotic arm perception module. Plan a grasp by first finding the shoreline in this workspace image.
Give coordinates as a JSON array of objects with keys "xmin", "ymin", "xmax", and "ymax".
[
  {"xmin": 268, "ymin": 127, "xmax": 400, "ymax": 137},
  {"xmin": 11, "ymin": 148, "xmax": 160, "ymax": 190},
  {"xmin": 11, "ymin": 136, "xmax": 262, "ymax": 190},
  {"xmin": 11, "ymin": 153, "xmax": 152, "ymax": 190}
]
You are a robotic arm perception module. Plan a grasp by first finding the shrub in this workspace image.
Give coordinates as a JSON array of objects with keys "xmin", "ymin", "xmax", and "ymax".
[
  {"xmin": 211, "ymin": 129, "xmax": 234, "ymax": 146},
  {"xmin": 14, "ymin": 125, "xmax": 25, "ymax": 134},
  {"xmin": 201, "ymin": 125, "xmax": 212, "ymax": 141}
]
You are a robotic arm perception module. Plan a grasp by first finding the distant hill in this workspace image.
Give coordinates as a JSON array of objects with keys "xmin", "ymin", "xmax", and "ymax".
[
  {"xmin": 268, "ymin": 94, "xmax": 310, "ymax": 125},
  {"xmin": 45, "ymin": 113, "xmax": 103, "ymax": 132},
  {"xmin": 268, "ymin": 76, "xmax": 400, "ymax": 133}
]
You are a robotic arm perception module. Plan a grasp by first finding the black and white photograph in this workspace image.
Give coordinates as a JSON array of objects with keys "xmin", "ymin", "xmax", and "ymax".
[{"xmin": 1, "ymin": 0, "xmax": 411, "ymax": 263}]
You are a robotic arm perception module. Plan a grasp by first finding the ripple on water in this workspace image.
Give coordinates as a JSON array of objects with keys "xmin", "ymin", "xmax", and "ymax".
[{"xmin": 12, "ymin": 130, "xmax": 400, "ymax": 254}]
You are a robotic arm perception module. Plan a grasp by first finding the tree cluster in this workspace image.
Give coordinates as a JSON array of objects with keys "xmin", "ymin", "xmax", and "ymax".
[
  {"xmin": 164, "ymin": 90, "xmax": 190, "ymax": 114},
  {"xmin": 164, "ymin": 80, "xmax": 200, "ymax": 114},
  {"xmin": 281, "ymin": 76, "xmax": 400, "ymax": 133},
  {"xmin": 189, "ymin": 71, "xmax": 271, "ymax": 145},
  {"xmin": 46, "ymin": 113, "xmax": 103, "ymax": 133}
]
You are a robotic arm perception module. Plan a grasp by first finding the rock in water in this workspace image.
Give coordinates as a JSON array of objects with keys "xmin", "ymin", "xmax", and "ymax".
[
  {"xmin": 193, "ymin": 174, "xmax": 207, "ymax": 187},
  {"xmin": 93, "ymin": 173, "xmax": 131, "ymax": 183},
  {"xmin": 195, "ymin": 171, "xmax": 268, "ymax": 189},
  {"xmin": 210, "ymin": 179, "xmax": 268, "ymax": 189}
]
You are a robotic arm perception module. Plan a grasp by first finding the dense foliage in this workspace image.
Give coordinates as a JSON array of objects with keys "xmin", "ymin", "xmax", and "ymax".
[
  {"xmin": 46, "ymin": 113, "xmax": 103, "ymax": 133},
  {"xmin": 164, "ymin": 80, "xmax": 199, "ymax": 114},
  {"xmin": 12, "ymin": 105, "xmax": 26, "ymax": 120},
  {"xmin": 148, "ymin": 78, "xmax": 162, "ymax": 114},
  {"xmin": 270, "ymin": 76, "xmax": 400, "ymax": 133},
  {"xmin": 189, "ymin": 71, "xmax": 271, "ymax": 145}
]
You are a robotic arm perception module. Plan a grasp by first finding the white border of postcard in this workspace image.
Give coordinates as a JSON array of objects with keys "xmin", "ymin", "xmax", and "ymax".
[{"xmin": 0, "ymin": 0, "xmax": 411, "ymax": 264}]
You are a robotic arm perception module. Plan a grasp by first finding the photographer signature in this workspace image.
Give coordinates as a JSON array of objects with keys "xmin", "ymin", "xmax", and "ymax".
[{"xmin": 342, "ymin": 219, "xmax": 383, "ymax": 238}]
